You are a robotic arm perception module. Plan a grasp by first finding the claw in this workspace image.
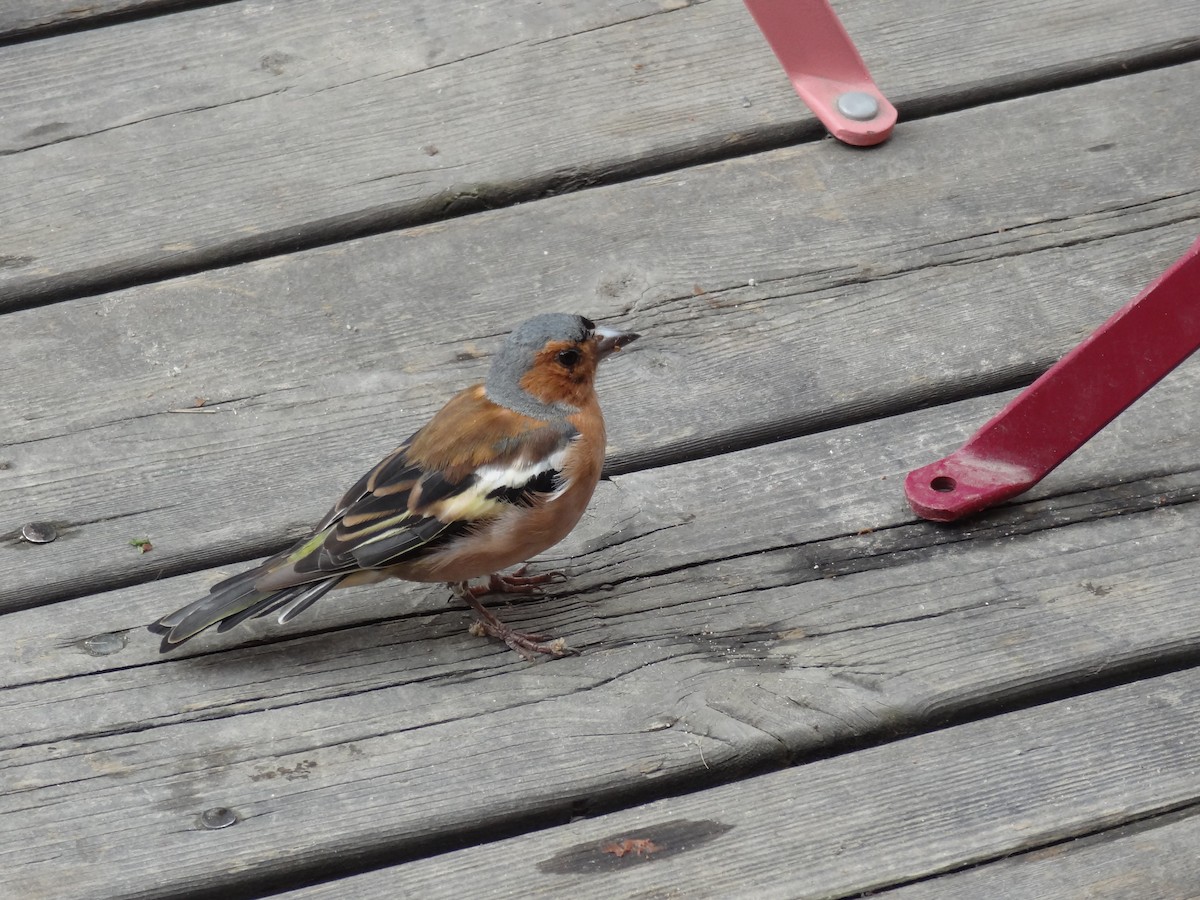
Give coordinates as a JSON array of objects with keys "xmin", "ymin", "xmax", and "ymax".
[
  {"xmin": 454, "ymin": 565, "xmax": 567, "ymax": 600},
  {"xmin": 467, "ymin": 619, "xmax": 574, "ymax": 661},
  {"xmin": 450, "ymin": 568, "xmax": 576, "ymax": 660}
]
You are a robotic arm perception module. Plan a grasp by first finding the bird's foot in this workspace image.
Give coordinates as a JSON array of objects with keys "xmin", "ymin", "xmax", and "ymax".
[
  {"xmin": 466, "ymin": 616, "xmax": 575, "ymax": 661},
  {"xmin": 457, "ymin": 565, "xmax": 567, "ymax": 600},
  {"xmin": 451, "ymin": 573, "xmax": 576, "ymax": 661}
]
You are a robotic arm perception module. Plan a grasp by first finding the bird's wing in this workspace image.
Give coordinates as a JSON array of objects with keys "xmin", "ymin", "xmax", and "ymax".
[
  {"xmin": 153, "ymin": 388, "xmax": 578, "ymax": 648},
  {"xmin": 252, "ymin": 388, "xmax": 578, "ymax": 590}
]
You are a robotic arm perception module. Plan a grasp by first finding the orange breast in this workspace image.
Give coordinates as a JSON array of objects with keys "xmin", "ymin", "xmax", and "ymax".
[{"xmin": 391, "ymin": 397, "xmax": 606, "ymax": 584}]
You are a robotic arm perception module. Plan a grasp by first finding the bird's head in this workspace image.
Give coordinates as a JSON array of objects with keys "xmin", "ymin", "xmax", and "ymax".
[{"xmin": 486, "ymin": 313, "xmax": 639, "ymax": 417}]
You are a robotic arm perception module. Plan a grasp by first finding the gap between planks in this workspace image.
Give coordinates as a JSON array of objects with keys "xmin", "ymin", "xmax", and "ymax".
[
  {"xmin": 875, "ymin": 806, "xmax": 1200, "ymax": 900},
  {"xmin": 0, "ymin": 2, "xmax": 241, "ymax": 47},
  {"xmin": 5, "ymin": 362, "xmax": 1200, "ymax": 895},
  {"xmin": 2, "ymin": 0, "xmax": 1199, "ymax": 311},
  {"xmin": 4, "ymin": 62, "xmax": 1200, "ymax": 614},
  {"xmin": 220, "ymin": 670, "xmax": 1200, "ymax": 899},
  {"xmin": 7, "ymin": 45, "xmax": 1199, "ymax": 315}
]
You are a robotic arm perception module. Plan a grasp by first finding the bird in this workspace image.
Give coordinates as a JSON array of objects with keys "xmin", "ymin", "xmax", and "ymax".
[{"xmin": 151, "ymin": 313, "xmax": 638, "ymax": 659}]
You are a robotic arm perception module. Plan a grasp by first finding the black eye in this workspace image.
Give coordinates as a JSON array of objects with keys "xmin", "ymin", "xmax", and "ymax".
[{"xmin": 556, "ymin": 348, "xmax": 581, "ymax": 368}]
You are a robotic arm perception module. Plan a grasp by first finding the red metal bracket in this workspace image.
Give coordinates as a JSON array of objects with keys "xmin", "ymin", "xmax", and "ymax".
[
  {"xmin": 743, "ymin": 0, "xmax": 897, "ymax": 146},
  {"xmin": 906, "ymin": 235, "xmax": 1200, "ymax": 522}
]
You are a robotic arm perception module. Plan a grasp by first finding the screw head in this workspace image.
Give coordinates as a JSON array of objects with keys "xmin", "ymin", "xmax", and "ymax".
[
  {"xmin": 82, "ymin": 632, "xmax": 127, "ymax": 656},
  {"xmin": 21, "ymin": 522, "xmax": 57, "ymax": 544},
  {"xmin": 199, "ymin": 807, "xmax": 239, "ymax": 830},
  {"xmin": 836, "ymin": 91, "xmax": 880, "ymax": 121}
]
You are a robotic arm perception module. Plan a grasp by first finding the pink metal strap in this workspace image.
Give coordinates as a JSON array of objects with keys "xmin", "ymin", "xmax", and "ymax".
[
  {"xmin": 906, "ymin": 235, "xmax": 1200, "ymax": 522},
  {"xmin": 743, "ymin": 0, "xmax": 896, "ymax": 146}
]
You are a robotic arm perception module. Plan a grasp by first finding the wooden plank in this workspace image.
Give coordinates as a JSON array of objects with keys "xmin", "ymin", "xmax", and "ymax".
[
  {"xmin": 881, "ymin": 810, "xmax": 1200, "ymax": 900},
  {"xmin": 2, "ymin": 0, "xmax": 1198, "ymax": 305},
  {"xmin": 271, "ymin": 670, "xmax": 1200, "ymax": 899},
  {"xmin": 10, "ymin": 348, "xmax": 1200, "ymax": 685},
  {"xmin": 4, "ymin": 63, "xmax": 1200, "ymax": 612},
  {"xmin": 4, "ymin": 371, "xmax": 1200, "ymax": 896},
  {"xmin": 0, "ymin": 1, "xmax": 201, "ymax": 41}
]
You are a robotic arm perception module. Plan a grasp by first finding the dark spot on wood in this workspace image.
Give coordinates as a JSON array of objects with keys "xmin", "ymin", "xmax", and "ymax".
[
  {"xmin": 686, "ymin": 631, "xmax": 784, "ymax": 669},
  {"xmin": 0, "ymin": 255, "xmax": 35, "ymax": 269},
  {"xmin": 249, "ymin": 760, "xmax": 318, "ymax": 782},
  {"xmin": 596, "ymin": 271, "xmax": 643, "ymax": 298},
  {"xmin": 422, "ymin": 143, "xmax": 440, "ymax": 156},
  {"xmin": 22, "ymin": 122, "xmax": 71, "ymax": 140},
  {"xmin": 537, "ymin": 819, "xmax": 732, "ymax": 874},
  {"xmin": 260, "ymin": 52, "xmax": 295, "ymax": 75},
  {"xmin": 1087, "ymin": 142, "xmax": 1116, "ymax": 152},
  {"xmin": 1083, "ymin": 581, "xmax": 1113, "ymax": 597}
]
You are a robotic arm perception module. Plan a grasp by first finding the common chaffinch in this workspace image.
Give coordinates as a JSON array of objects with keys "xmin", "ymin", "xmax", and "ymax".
[{"xmin": 152, "ymin": 313, "xmax": 638, "ymax": 659}]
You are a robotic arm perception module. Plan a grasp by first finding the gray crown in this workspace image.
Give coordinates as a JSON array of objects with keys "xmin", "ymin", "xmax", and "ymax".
[{"xmin": 485, "ymin": 313, "xmax": 594, "ymax": 419}]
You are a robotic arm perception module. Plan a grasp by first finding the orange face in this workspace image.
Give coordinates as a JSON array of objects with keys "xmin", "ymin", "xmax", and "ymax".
[{"xmin": 518, "ymin": 337, "xmax": 605, "ymax": 409}]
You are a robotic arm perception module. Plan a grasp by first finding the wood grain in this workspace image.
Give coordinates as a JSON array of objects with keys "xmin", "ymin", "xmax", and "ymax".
[
  {"xmin": 3, "ymin": 63, "xmax": 1199, "ymax": 613},
  {"xmin": 4, "ymin": 375, "xmax": 1200, "ymax": 896},
  {"xmin": 1, "ymin": 0, "xmax": 1197, "ymax": 305},
  {"xmin": 6, "ymin": 2, "xmax": 1199, "ymax": 896},
  {"xmin": 272, "ymin": 670, "xmax": 1200, "ymax": 899},
  {"xmin": 882, "ymin": 810, "xmax": 1200, "ymax": 900},
  {"xmin": 0, "ymin": 1, "xmax": 201, "ymax": 41}
]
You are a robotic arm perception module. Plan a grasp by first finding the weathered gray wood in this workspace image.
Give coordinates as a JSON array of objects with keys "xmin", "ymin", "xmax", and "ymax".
[
  {"xmin": 4, "ymin": 367, "xmax": 1200, "ymax": 896},
  {"xmin": 10, "ymin": 341, "xmax": 1200, "ymax": 679},
  {"xmin": 1, "ymin": 0, "xmax": 1197, "ymax": 305},
  {"xmin": 881, "ymin": 811, "xmax": 1200, "ymax": 900},
  {"xmin": 271, "ymin": 670, "xmax": 1200, "ymax": 899},
  {"xmin": 0, "ymin": 1, "xmax": 203, "ymax": 41},
  {"xmin": 9, "ymin": 360, "xmax": 1200, "ymax": 734},
  {"xmin": 9, "ymin": 344, "xmax": 1200, "ymax": 683},
  {"xmin": 4, "ymin": 63, "xmax": 1199, "ymax": 613}
]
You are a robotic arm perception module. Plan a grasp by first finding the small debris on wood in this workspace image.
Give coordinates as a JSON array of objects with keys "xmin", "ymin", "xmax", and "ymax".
[
  {"xmin": 168, "ymin": 399, "xmax": 219, "ymax": 414},
  {"xmin": 129, "ymin": 537, "xmax": 153, "ymax": 554},
  {"xmin": 601, "ymin": 838, "xmax": 661, "ymax": 858}
]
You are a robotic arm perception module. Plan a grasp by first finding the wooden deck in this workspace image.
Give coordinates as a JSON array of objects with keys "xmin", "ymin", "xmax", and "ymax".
[{"xmin": 4, "ymin": 1, "xmax": 1200, "ymax": 897}]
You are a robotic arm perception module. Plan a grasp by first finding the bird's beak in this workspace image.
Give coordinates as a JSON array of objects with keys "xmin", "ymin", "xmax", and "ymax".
[{"xmin": 594, "ymin": 325, "xmax": 639, "ymax": 359}]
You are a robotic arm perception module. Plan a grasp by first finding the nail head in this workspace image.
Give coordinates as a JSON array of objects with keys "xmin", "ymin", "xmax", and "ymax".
[
  {"xmin": 836, "ymin": 91, "xmax": 880, "ymax": 121},
  {"xmin": 82, "ymin": 632, "xmax": 127, "ymax": 656},
  {"xmin": 21, "ymin": 522, "xmax": 57, "ymax": 543},
  {"xmin": 199, "ymin": 807, "xmax": 239, "ymax": 829}
]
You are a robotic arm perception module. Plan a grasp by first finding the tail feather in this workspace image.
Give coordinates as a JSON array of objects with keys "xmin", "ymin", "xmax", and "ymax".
[
  {"xmin": 276, "ymin": 579, "xmax": 341, "ymax": 624},
  {"xmin": 239, "ymin": 576, "xmax": 341, "ymax": 626},
  {"xmin": 152, "ymin": 567, "xmax": 343, "ymax": 651},
  {"xmin": 214, "ymin": 584, "xmax": 311, "ymax": 632}
]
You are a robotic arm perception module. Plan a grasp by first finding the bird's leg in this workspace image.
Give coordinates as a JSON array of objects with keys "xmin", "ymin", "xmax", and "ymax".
[
  {"xmin": 450, "ymin": 580, "xmax": 576, "ymax": 661},
  {"xmin": 458, "ymin": 564, "xmax": 567, "ymax": 599}
]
